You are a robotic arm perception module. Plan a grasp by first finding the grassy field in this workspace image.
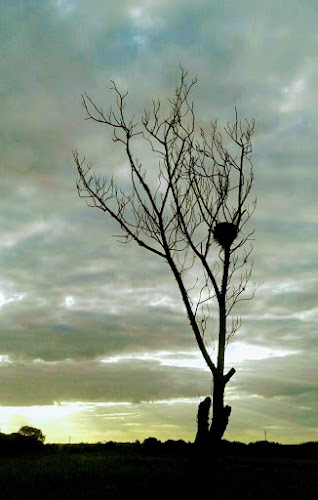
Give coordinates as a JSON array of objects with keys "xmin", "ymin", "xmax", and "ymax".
[{"xmin": 0, "ymin": 445, "xmax": 317, "ymax": 499}]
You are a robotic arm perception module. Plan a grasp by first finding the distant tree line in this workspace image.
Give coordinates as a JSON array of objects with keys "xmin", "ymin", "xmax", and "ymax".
[{"xmin": 1, "ymin": 426, "xmax": 317, "ymax": 459}]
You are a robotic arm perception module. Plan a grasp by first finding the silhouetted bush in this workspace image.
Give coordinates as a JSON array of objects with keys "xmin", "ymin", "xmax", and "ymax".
[
  {"xmin": 247, "ymin": 441, "xmax": 281, "ymax": 457},
  {"xmin": 219, "ymin": 439, "xmax": 247, "ymax": 455},
  {"xmin": 104, "ymin": 441, "xmax": 117, "ymax": 450},
  {"xmin": 163, "ymin": 439, "xmax": 189, "ymax": 452},
  {"xmin": 0, "ymin": 432, "xmax": 44, "ymax": 455},
  {"xmin": 143, "ymin": 437, "xmax": 161, "ymax": 451}
]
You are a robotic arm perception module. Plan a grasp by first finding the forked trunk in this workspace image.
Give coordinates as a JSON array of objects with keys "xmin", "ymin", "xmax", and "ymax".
[
  {"xmin": 209, "ymin": 374, "xmax": 231, "ymax": 446},
  {"xmin": 195, "ymin": 376, "xmax": 231, "ymax": 448}
]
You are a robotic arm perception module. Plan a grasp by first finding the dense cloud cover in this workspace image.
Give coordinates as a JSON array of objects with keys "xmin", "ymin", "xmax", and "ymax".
[{"xmin": 0, "ymin": 0, "xmax": 317, "ymax": 443}]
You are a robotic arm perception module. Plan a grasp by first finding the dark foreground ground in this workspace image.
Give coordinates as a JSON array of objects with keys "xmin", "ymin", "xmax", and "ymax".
[{"xmin": 0, "ymin": 442, "xmax": 317, "ymax": 499}]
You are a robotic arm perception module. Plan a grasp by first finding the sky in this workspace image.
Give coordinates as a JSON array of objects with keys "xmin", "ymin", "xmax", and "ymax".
[{"xmin": 0, "ymin": 0, "xmax": 317, "ymax": 444}]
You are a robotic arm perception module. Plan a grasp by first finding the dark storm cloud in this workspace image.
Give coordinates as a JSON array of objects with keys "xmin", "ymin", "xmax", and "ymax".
[
  {"xmin": 0, "ymin": 357, "xmax": 208, "ymax": 406},
  {"xmin": 230, "ymin": 352, "xmax": 318, "ymax": 435},
  {"xmin": 0, "ymin": 305, "xmax": 194, "ymax": 361},
  {"xmin": 234, "ymin": 353, "xmax": 317, "ymax": 399},
  {"xmin": 237, "ymin": 317, "xmax": 317, "ymax": 353}
]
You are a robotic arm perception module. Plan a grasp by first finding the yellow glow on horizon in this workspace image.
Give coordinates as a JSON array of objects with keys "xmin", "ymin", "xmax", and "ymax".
[
  {"xmin": 0, "ymin": 398, "xmax": 311, "ymax": 445},
  {"xmin": 0, "ymin": 402, "xmax": 134, "ymax": 443},
  {"xmin": 0, "ymin": 403, "xmax": 77, "ymax": 441}
]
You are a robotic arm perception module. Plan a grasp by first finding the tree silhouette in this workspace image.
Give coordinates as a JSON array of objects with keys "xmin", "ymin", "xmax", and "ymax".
[
  {"xmin": 74, "ymin": 68, "xmax": 256, "ymax": 448},
  {"xmin": 18, "ymin": 426, "xmax": 45, "ymax": 443}
]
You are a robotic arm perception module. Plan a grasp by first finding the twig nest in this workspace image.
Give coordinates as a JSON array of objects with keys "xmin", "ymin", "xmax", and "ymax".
[{"xmin": 213, "ymin": 222, "xmax": 238, "ymax": 249}]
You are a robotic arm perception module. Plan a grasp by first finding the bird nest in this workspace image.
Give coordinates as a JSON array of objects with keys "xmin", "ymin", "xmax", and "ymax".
[{"xmin": 213, "ymin": 222, "xmax": 238, "ymax": 249}]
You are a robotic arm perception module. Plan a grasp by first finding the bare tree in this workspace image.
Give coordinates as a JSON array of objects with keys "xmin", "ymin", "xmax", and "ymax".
[{"xmin": 73, "ymin": 68, "xmax": 256, "ymax": 447}]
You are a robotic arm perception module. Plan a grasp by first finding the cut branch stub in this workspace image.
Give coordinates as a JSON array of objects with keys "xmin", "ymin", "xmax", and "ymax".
[{"xmin": 213, "ymin": 222, "xmax": 238, "ymax": 250}]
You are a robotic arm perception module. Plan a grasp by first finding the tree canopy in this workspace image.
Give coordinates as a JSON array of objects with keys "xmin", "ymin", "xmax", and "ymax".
[{"xmin": 18, "ymin": 426, "xmax": 45, "ymax": 443}]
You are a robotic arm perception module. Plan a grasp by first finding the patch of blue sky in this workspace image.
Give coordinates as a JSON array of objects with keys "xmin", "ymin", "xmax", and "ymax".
[
  {"xmin": 91, "ymin": 28, "xmax": 139, "ymax": 68},
  {"xmin": 6, "ymin": 0, "xmax": 54, "ymax": 32},
  {"xmin": 153, "ymin": 10, "xmax": 204, "ymax": 49}
]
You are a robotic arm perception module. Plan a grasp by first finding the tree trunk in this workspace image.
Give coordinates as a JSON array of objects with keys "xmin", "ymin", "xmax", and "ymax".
[
  {"xmin": 208, "ymin": 247, "xmax": 231, "ymax": 447},
  {"xmin": 195, "ymin": 248, "xmax": 234, "ymax": 450},
  {"xmin": 209, "ymin": 374, "xmax": 231, "ymax": 446},
  {"xmin": 195, "ymin": 376, "xmax": 231, "ymax": 450}
]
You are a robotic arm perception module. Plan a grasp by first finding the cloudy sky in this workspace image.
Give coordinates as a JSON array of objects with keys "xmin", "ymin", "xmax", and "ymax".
[{"xmin": 0, "ymin": 0, "xmax": 317, "ymax": 444}]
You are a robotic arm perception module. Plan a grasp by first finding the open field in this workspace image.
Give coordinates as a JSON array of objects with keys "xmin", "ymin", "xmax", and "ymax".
[{"xmin": 0, "ymin": 444, "xmax": 317, "ymax": 499}]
